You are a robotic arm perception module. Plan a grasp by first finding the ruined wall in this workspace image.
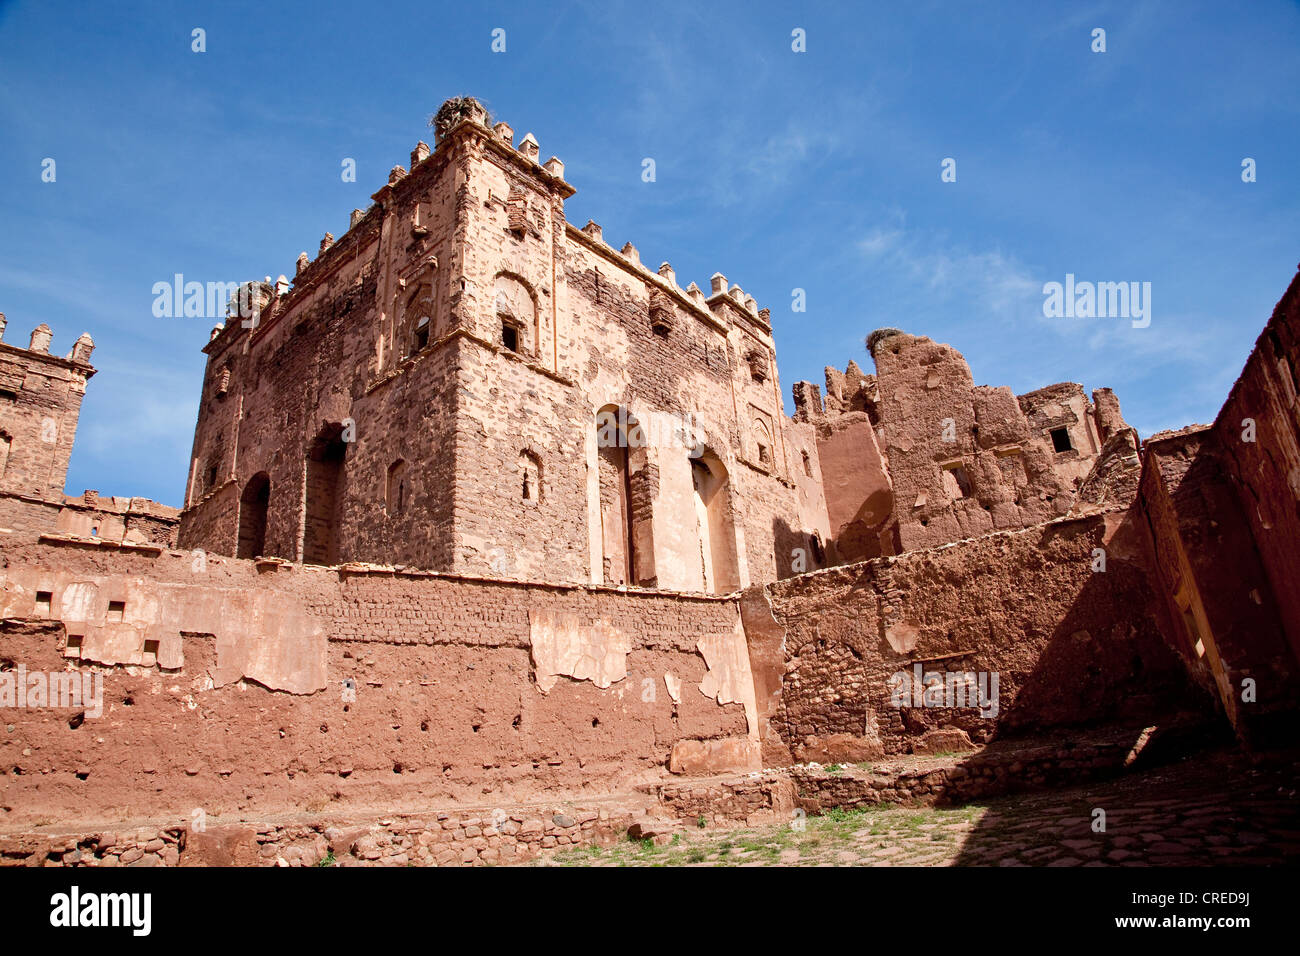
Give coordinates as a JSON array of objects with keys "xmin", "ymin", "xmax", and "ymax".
[
  {"xmin": 0, "ymin": 533, "xmax": 757, "ymax": 825},
  {"xmin": 0, "ymin": 325, "xmax": 92, "ymax": 501},
  {"xmin": 0, "ymin": 320, "xmax": 98, "ymax": 536},
  {"xmin": 746, "ymin": 510, "xmax": 1204, "ymax": 763},
  {"xmin": 796, "ymin": 333, "xmax": 1126, "ymax": 563},
  {"xmin": 1017, "ymin": 382, "xmax": 1104, "ymax": 488},
  {"xmin": 53, "ymin": 491, "xmax": 178, "ymax": 546},
  {"xmin": 0, "ymin": 320, "xmax": 177, "ymax": 546},
  {"xmin": 1209, "ymin": 265, "xmax": 1300, "ymax": 667},
  {"xmin": 1127, "ymin": 269, "xmax": 1300, "ymax": 746},
  {"xmin": 793, "ymin": 364, "xmax": 896, "ymax": 561},
  {"xmin": 874, "ymin": 333, "xmax": 1091, "ymax": 551},
  {"xmin": 1133, "ymin": 433, "xmax": 1242, "ymax": 728},
  {"xmin": 814, "ymin": 411, "xmax": 894, "ymax": 561}
]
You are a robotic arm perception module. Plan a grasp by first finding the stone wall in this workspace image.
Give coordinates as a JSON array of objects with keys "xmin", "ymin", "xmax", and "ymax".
[
  {"xmin": 3, "ymin": 722, "xmax": 1207, "ymax": 867},
  {"xmin": 746, "ymin": 509, "xmax": 1205, "ymax": 763}
]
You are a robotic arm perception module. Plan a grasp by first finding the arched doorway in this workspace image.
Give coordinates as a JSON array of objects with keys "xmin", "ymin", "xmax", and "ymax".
[{"xmin": 237, "ymin": 472, "xmax": 270, "ymax": 559}]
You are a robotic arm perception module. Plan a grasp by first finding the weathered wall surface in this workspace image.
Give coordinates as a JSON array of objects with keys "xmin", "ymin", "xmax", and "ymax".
[
  {"xmin": 1209, "ymin": 266, "xmax": 1300, "ymax": 667},
  {"xmin": 872, "ymin": 333, "xmax": 1101, "ymax": 552},
  {"xmin": 0, "ymin": 533, "xmax": 756, "ymax": 825},
  {"xmin": 176, "ymin": 102, "xmax": 830, "ymax": 592},
  {"xmin": 1134, "ymin": 434, "xmax": 1242, "ymax": 727},
  {"xmin": 796, "ymin": 332, "xmax": 1127, "ymax": 563},
  {"xmin": 53, "ymin": 492, "xmax": 178, "ymax": 546},
  {"xmin": 748, "ymin": 511, "xmax": 1205, "ymax": 762},
  {"xmin": 813, "ymin": 411, "xmax": 894, "ymax": 562},
  {"xmin": 1128, "ymin": 268, "xmax": 1300, "ymax": 746},
  {"xmin": 0, "ymin": 322, "xmax": 177, "ymax": 545},
  {"xmin": 177, "ymin": 145, "xmax": 461, "ymax": 571},
  {"xmin": 0, "ymin": 328, "xmax": 92, "ymax": 503}
]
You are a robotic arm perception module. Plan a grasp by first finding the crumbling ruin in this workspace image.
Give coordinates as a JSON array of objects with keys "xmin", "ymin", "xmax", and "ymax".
[
  {"xmin": 0, "ymin": 314, "xmax": 177, "ymax": 543},
  {"xmin": 1, "ymin": 98, "xmax": 1298, "ymax": 866}
]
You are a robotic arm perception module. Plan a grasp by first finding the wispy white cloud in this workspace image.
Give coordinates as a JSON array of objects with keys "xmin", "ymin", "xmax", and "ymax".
[{"xmin": 856, "ymin": 224, "xmax": 1040, "ymax": 315}]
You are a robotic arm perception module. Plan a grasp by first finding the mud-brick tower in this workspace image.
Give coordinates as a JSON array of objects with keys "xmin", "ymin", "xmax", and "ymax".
[{"xmin": 178, "ymin": 97, "xmax": 830, "ymax": 590}]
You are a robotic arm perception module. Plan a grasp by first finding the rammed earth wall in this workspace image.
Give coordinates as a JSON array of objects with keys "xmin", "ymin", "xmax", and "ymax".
[{"xmin": 0, "ymin": 532, "xmax": 755, "ymax": 826}]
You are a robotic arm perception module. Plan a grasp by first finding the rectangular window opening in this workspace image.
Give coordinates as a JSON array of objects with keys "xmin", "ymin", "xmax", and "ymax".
[
  {"xmin": 412, "ymin": 318, "xmax": 430, "ymax": 354},
  {"xmin": 65, "ymin": 634, "xmax": 83, "ymax": 659},
  {"xmin": 142, "ymin": 638, "xmax": 160, "ymax": 667},
  {"xmin": 35, "ymin": 591, "xmax": 52, "ymax": 617},
  {"xmin": 501, "ymin": 323, "xmax": 519, "ymax": 353},
  {"xmin": 107, "ymin": 600, "xmax": 125, "ymax": 623},
  {"xmin": 1050, "ymin": 427, "xmax": 1073, "ymax": 453}
]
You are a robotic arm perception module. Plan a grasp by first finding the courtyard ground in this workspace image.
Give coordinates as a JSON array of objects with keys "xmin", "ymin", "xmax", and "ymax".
[{"xmin": 531, "ymin": 748, "xmax": 1300, "ymax": 866}]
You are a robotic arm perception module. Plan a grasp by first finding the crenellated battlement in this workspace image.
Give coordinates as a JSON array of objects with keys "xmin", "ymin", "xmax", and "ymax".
[{"xmin": 224, "ymin": 98, "xmax": 770, "ymax": 353}]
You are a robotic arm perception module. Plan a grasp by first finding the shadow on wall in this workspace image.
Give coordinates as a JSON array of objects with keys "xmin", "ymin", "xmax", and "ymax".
[
  {"xmin": 771, "ymin": 516, "xmax": 827, "ymax": 580},
  {"xmin": 758, "ymin": 510, "xmax": 1219, "ymax": 767},
  {"xmin": 834, "ymin": 488, "xmax": 898, "ymax": 562},
  {"xmin": 882, "ymin": 516, "xmax": 1215, "ymax": 751}
]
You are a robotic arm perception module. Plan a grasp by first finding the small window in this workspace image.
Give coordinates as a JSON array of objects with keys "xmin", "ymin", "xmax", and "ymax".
[
  {"xmin": 36, "ymin": 591, "xmax": 53, "ymax": 617},
  {"xmin": 412, "ymin": 316, "xmax": 430, "ymax": 354},
  {"xmin": 206, "ymin": 464, "xmax": 218, "ymax": 490},
  {"xmin": 1050, "ymin": 427, "xmax": 1072, "ymax": 453},
  {"xmin": 65, "ymin": 635, "xmax": 83, "ymax": 659},
  {"xmin": 942, "ymin": 463, "xmax": 973, "ymax": 499},
  {"xmin": 142, "ymin": 638, "xmax": 160, "ymax": 667},
  {"xmin": 752, "ymin": 421, "xmax": 773, "ymax": 470},
  {"xmin": 501, "ymin": 322, "xmax": 519, "ymax": 353},
  {"xmin": 107, "ymin": 600, "xmax": 125, "ymax": 623},
  {"xmin": 520, "ymin": 451, "xmax": 542, "ymax": 505},
  {"xmin": 386, "ymin": 460, "xmax": 407, "ymax": 515}
]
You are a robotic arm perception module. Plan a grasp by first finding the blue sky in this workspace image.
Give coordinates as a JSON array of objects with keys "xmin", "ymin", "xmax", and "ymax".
[{"xmin": 1, "ymin": 0, "xmax": 1297, "ymax": 506}]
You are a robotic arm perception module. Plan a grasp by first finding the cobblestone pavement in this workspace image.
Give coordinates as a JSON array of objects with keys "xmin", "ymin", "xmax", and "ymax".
[{"xmin": 533, "ymin": 751, "xmax": 1300, "ymax": 866}]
